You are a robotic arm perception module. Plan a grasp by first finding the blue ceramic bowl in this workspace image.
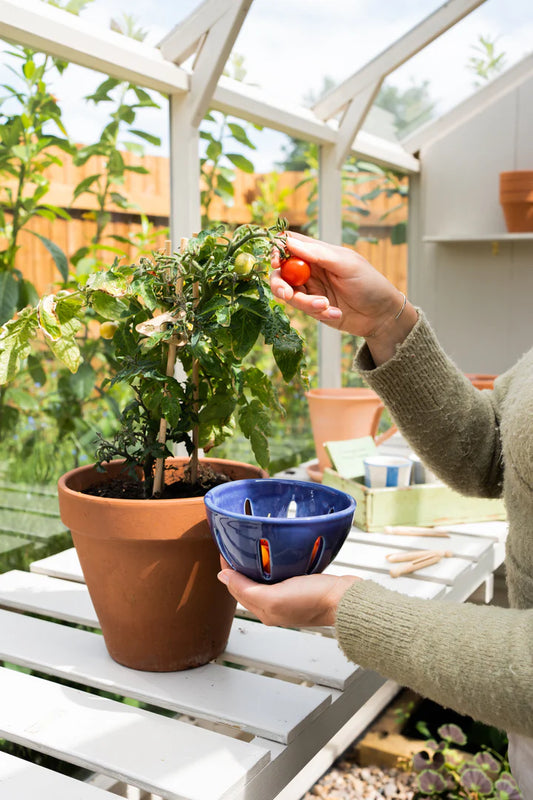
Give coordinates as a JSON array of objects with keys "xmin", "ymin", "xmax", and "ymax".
[{"xmin": 204, "ymin": 478, "xmax": 356, "ymax": 583}]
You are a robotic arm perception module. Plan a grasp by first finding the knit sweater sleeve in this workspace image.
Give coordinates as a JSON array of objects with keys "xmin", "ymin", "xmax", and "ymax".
[
  {"xmin": 335, "ymin": 581, "xmax": 533, "ymax": 737},
  {"xmin": 355, "ymin": 311, "xmax": 504, "ymax": 497}
]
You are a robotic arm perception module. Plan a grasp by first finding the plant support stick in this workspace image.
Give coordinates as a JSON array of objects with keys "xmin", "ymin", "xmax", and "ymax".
[{"xmin": 153, "ymin": 239, "xmax": 181, "ymax": 497}]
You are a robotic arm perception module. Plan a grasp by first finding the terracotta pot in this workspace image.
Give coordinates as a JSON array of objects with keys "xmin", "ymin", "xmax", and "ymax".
[
  {"xmin": 465, "ymin": 373, "xmax": 497, "ymax": 390},
  {"xmin": 499, "ymin": 171, "xmax": 533, "ymax": 232},
  {"xmin": 306, "ymin": 388, "xmax": 385, "ymax": 479},
  {"xmin": 58, "ymin": 457, "xmax": 265, "ymax": 672}
]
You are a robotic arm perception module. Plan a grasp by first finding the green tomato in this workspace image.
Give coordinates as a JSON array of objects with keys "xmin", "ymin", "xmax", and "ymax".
[
  {"xmin": 234, "ymin": 252, "xmax": 256, "ymax": 276},
  {"xmin": 99, "ymin": 321, "xmax": 119, "ymax": 340}
]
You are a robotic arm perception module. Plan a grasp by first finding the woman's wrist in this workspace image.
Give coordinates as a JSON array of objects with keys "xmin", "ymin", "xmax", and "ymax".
[{"xmin": 365, "ymin": 294, "xmax": 418, "ymax": 366}]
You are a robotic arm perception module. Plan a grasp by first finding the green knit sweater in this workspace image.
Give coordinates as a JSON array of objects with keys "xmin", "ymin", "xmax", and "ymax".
[{"xmin": 335, "ymin": 312, "xmax": 533, "ymax": 737}]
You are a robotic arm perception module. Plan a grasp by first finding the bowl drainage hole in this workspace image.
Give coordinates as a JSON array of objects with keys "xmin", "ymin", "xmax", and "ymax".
[
  {"xmin": 259, "ymin": 538, "xmax": 271, "ymax": 579},
  {"xmin": 244, "ymin": 497, "xmax": 253, "ymax": 516},
  {"xmin": 306, "ymin": 537, "xmax": 324, "ymax": 574}
]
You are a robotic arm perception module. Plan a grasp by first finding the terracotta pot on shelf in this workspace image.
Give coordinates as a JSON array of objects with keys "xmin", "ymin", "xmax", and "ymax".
[
  {"xmin": 58, "ymin": 456, "xmax": 265, "ymax": 672},
  {"xmin": 465, "ymin": 373, "xmax": 497, "ymax": 390},
  {"xmin": 305, "ymin": 388, "xmax": 385, "ymax": 482},
  {"xmin": 499, "ymin": 171, "xmax": 533, "ymax": 232}
]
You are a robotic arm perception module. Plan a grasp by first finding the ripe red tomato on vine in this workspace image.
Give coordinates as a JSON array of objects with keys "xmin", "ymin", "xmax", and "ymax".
[{"xmin": 279, "ymin": 256, "xmax": 311, "ymax": 287}]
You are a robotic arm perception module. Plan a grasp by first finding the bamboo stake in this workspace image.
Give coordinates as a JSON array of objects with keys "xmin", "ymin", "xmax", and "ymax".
[
  {"xmin": 386, "ymin": 549, "xmax": 453, "ymax": 563},
  {"xmin": 152, "ymin": 238, "xmax": 183, "ymax": 497},
  {"xmin": 389, "ymin": 553, "xmax": 443, "ymax": 578},
  {"xmin": 190, "ymin": 279, "xmax": 200, "ymax": 486},
  {"xmin": 383, "ymin": 525, "xmax": 451, "ymax": 537}
]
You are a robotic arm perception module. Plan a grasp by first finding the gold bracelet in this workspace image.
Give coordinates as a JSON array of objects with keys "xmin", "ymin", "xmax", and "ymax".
[{"xmin": 367, "ymin": 292, "xmax": 407, "ymax": 338}]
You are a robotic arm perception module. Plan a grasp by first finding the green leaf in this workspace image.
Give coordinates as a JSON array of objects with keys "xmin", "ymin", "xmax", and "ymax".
[
  {"xmin": 199, "ymin": 393, "xmax": 235, "ymax": 425},
  {"xmin": 5, "ymin": 386, "xmax": 39, "ymax": 411},
  {"xmin": 273, "ymin": 327, "xmax": 304, "ymax": 382},
  {"xmin": 229, "ymin": 308, "xmax": 262, "ymax": 359},
  {"xmin": 72, "ymin": 173, "xmax": 101, "ymax": 201},
  {"xmin": 37, "ymin": 294, "xmax": 61, "ymax": 340},
  {"xmin": 86, "ymin": 271, "xmax": 128, "ymax": 297},
  {"xmin": 226, "ymin": 153, "xmax": 254, "ymax": 173},
  {"xmin": 391, "ymin": 221, "xmax": 407, "ymax": 245},
  {"xmin": 0, "ymin": 272, "xmax": 20, "ymax": 324},
  {"xmin": 29, "ymin": 231, "xmax": 69, "ymax": 281},
  {"xmin": 128, "ymin": 129, "xmax": 161, "ymax": 146},
  {"xmin": 239, "ymin": 399, "xmax": 270, "ymax": 469},
  {"xmin": 228, "ymin": 123, "xmax": 256, "ymax": 149},
  {"xmin": 0, "ymin": 308, "xmax": 39, "ymax": 384},
  {"xmin": 48, "ymin": 317, "xmax": 82, "ymax": 373},
  {"xmin": 91, "ymin": 291, "xmax": 129, "ymax": 321},
  {"xmin": 206, "ymin": 140, "xmax": 222, "ymax": 161}
]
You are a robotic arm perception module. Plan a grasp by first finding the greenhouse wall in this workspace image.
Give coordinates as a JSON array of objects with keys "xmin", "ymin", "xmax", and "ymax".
[{"xmin": 408, "ymin": 68, "xmax": 533, "ymax": 376}]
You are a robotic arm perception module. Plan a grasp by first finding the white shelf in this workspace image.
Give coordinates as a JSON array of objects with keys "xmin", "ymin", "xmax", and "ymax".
[{"xmin": 423, "ymin": 233, "xmax": 533, "ymax": 242}]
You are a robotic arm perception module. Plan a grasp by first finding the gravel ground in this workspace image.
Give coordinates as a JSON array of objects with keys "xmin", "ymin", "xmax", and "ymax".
[{"xmin": 304, "ymin": 758, "xmax": 419, "ymax": 799}]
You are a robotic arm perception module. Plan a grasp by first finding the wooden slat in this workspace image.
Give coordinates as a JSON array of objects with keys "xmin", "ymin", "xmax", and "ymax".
[
  {"xmin": 0, "ymin": 571, "xmax": 358, "ymax": 690},
  {"xmin": 0, "ymin": 666, "xmax": 270, "ymax": 800},
  {"xmin": 0, "ymin": 751, "xmax": 114, "ymax": 799},
  {"xmin": 0, "ymin": 609, "xmax": 330, "ymax": 745},
  {"xmin": 31, "ymin": 547, "xmax": 84, "ymax": 582},
  {"xmin": 347, "ymin": 528, "xmax": 495, "ymax": 560},
  {"xmin": 324, "ymin": 563, "xmax": 446, "ymax": 599}
]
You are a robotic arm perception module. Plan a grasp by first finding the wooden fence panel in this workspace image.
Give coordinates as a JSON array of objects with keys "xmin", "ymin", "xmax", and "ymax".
[{"xmin": 8, "ymin": 149, "xmax": 407, "ymax": 296}]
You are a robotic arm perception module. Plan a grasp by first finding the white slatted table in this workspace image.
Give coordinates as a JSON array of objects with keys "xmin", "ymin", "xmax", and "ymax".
[{"xmin": 0, "ymin": 516, "xmax": 507, "ymax": 800}]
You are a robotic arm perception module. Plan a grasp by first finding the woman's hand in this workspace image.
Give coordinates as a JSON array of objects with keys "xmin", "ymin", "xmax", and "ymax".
[
  {"xmin": 271, "ymin": 232, "xmax": 418, "ymax": 364},
  {"xmin": 217, "ymin": 560, "xmax": 359, "ymax": 628}
]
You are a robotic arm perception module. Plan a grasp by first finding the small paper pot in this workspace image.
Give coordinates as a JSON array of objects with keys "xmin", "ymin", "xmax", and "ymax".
[
  {"xmin": 408, "ymin": 453, "xmax": 441, "ymax": 485},
  {"xmin": 364, "ymin": 456, "xmax": 412, "ymax": 488}
]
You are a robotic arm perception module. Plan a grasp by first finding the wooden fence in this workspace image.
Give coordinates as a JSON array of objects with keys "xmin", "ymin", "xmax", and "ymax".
[{"xmin": 9, "ymin": 149, "xmax": 407, "ymax": 295}]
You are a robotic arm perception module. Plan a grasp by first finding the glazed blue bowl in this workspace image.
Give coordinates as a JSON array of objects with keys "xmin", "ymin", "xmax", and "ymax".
[{"xmin": 204, "ymin": 478, "xmax": 356, "ymax": 583}]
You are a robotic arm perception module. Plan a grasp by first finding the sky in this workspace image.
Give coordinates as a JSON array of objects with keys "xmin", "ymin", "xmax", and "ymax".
[{"xmin": 3, "ymin": 0, "xmax": 533, "ymax": 170}]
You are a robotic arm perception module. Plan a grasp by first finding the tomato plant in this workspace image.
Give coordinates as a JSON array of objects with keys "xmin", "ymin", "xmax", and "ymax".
[{"xmin": 280, "ymin": 256, "xmax": 311, "ymax": 287}]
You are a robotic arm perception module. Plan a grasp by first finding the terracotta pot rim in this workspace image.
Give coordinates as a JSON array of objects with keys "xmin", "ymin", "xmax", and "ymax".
[
  {"xmin": 58, "ymin": 456, "xmax": 265, "ymax": 507},
  {"xmin": 305, "ymin": 387, "xmax": 379, "ymax": 400},
  {"xmin": 500, "ymin": 171, "xmax": 533, "ymax": 180}
]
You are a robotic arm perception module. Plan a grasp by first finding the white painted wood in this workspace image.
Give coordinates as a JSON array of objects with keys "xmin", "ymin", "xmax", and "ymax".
[
  {"xmin": 423, "ymin": 233, "xmax": 533, "ymax": 242},
  {"xmin": 325, "ymin": 562, "xmax": 446, "ymax": 599},
  {"xmin": 188, "ymin": 2, "xmax": 253, "ymax": 127},
  {"xmin": 246, "ymin": 670, "xmax": 388, "ymax": 800},
  {"xmin": 317, "ymin": 143, "xmax": 343, "ymax": 388},
  {"xmin": 335, "ymin": 83, "xmax": 382, "ymax": 168},
  {"xmin": 347, "ymin": 528, "xmax": 494, "ymax": 560},
  {"xmin": 313, "ymin": 0, "xmax": 486, "ymax": 120},
  {"xmin": 334, "ymin": 540, "xmax": 471, "ymax": 585},
  {"xmin": 158, "ymin": 0, "xmax": 234, "ymax": 64},
  {"xmin": 222, "ymin": 618, "xmax": 358, "ymax": 690},
  {"xmin": 0, "ymin": 0, "xmax": 189, "ymax": 94},
  {"xmin": 0, "ymin": 666, "xmax": 270, "ymax": 800},
  {"xmin": 0, "ymin": 751, "xmax": 114, "ymax": 799},
  {"xmin": 31, "ymin": 547, "xmax": 84, "ymax": 581},
  {"xmin": 0, "ymin": 571, "xmax": 357, "ymax": 690},
  {"xmin": 168, "ymin": 94, "xmax": 202, "ymax": 241},
  {"xmin": 403, "ymin": 51, "xmax": 533, "ymax": 154},
  {"xmin": 271, "ymin": 680, "xmax": 400, "ymax": 800},
  {"xmin": 0, "ymin": 569, "xmax": 98, "ymax": 626},
  {"xmin": 0, "ymin": 609, "xmax": 330, "ymax": 744}
]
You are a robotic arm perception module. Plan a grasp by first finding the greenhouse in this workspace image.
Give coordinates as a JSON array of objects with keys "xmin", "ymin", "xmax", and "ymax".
[{"xmin": 0, "ymin": 0, "xmax": 531, "ymax": 798}]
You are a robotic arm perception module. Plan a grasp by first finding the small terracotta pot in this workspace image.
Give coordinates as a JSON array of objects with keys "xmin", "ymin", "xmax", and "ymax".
[
  {"xmin": 306, "ymin": 388, "xmax": 384, "ymax": 477},
  {"xmin": 58, "ymin": 457, "xmax": 265, "ymax": 672},
  {"xmin": 499, "ymin": 171, "xmax": 533, "ymax": 232}
]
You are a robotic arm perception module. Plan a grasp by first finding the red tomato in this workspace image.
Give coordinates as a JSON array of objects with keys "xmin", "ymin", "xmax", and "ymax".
[{"xmin": 279, "ymin": 256, "xmax": 311, "ymax": 287}]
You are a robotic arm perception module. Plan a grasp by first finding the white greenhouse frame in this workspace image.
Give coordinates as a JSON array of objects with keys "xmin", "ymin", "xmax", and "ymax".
[{"xmin": 2, "ymin": 0, "xmax": 531, "ymax": 382}]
